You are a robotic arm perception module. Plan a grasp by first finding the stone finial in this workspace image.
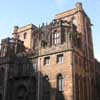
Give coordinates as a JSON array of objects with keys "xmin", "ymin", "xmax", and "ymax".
[
  {"xmin": 13, "ymin": 26, "xmax": 19, "ymax": 39},
  {"xmin": 13, "ymin": 26, "xmax": 19, "ymax": 33},
  {"xmin": 75, "ymin": 2, "xmax": 83, "ymax": 11}
]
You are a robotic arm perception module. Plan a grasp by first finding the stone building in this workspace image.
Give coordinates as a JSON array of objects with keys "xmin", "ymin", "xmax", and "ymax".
[{"xmin": 0, "ymin": 2, "xmax": 97, "ymax": 100}]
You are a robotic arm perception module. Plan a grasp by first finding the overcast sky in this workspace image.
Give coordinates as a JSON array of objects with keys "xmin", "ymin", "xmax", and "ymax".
[{"xmin": 0, "ymin": 0, "xmax": 100, "ymax": 61}]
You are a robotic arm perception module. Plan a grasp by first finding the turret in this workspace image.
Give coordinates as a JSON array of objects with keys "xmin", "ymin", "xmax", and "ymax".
[{"xmin": 12, "ymin": 26, "xmax": 19, "ymax": 39}]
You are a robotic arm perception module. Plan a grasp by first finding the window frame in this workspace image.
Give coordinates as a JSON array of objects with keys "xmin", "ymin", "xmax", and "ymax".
[
  {"xmin": 53, "ymin": 32, "xmax": 60, "ymax": 45},
  {"xmin": 57, "ymin": 54, "xmax": 64, "ymax": 64},
  {"xmin": 44, "ymin": 56, "xmax": 50, "ymax": 65},
  {"xmin": 57, "ymin": 74, "xmax": 64, "ymax": 92}
]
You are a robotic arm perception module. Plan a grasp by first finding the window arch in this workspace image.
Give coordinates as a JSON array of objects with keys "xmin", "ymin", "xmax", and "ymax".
[{"xmin": 57, "ymin": 74, "xmax": 64, "ymax": 92}]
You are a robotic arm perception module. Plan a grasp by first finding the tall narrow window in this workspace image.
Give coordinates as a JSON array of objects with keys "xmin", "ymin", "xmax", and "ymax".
[
  {"xmin": 53, "ymin": 32, "xmax": 60, "ymax": 45},
  {"xmin": 57, "ymin": 74, "xmax": 64, "ymax": 92},
  {"xmin": 77, "ymin": 38, "xmax": 82, "ymax": 48},
  {"xmin": 74, "ymin": 55, "xmax": 78, "ymax": 66},
  {"xmin": 24, "ymin": 32, "xmax": 27, "ymax": 39},
  {"xmin": 57, "ymin": 54, "xmax": 63, "ymax": 64}
]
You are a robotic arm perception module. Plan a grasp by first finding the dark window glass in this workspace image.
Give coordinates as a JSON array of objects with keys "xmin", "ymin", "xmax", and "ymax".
[
  {"xmin": 24, "ymin": 32, "xmax": 27, "ymax": 39},
  {"xmin": 77, "ymin": 38, "xmax": 82, "ymax": 48}
]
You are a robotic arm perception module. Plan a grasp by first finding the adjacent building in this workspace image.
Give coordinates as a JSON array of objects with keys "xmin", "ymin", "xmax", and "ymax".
[{"xmin": 95, "ymin": 59, "xmax": 100, "ymax": 100}]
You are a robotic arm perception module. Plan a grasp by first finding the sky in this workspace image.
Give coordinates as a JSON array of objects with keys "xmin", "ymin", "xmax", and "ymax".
[{"xmin": 0, "ymin": 0, "xmax": 100, "ymax": 61}]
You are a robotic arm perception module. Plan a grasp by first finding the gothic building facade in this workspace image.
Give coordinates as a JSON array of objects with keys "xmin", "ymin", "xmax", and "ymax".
[{"xmin": 0, "ymin": 2, "xmax": 97, "ymax": 100}]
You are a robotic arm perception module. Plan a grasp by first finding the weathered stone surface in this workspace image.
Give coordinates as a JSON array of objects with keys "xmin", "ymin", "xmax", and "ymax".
[{"xmin": 0, "ymin": 2, "xmax": 97, "ymax": 100}]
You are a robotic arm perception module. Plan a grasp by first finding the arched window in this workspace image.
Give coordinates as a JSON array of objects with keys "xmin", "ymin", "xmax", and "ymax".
[
  {"xmin": 57, "ymin": 74, "xmax": 64, "ymax": 92},
  {"xmin": 24, "ymin": 32, "xmax": 27, "ymax": 39}
]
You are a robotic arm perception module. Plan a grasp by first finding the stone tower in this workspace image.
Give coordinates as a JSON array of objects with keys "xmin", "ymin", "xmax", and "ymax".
[
  {"xmin": 37, "ymin": 2, "xmax": 95, "ymax": 100},
  {"xmin": 12, "ymin": 24, "xmax": 38, "ymax": 49}
]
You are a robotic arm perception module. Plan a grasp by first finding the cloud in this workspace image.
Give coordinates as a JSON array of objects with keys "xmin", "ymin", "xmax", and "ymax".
[
  {"xmin": 95, "ymin": 53, "xmax": 100, "ymax": 62},
  {"xmin": 54, "ymin": 0, "xmax": 65, "ymax": 7}
]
